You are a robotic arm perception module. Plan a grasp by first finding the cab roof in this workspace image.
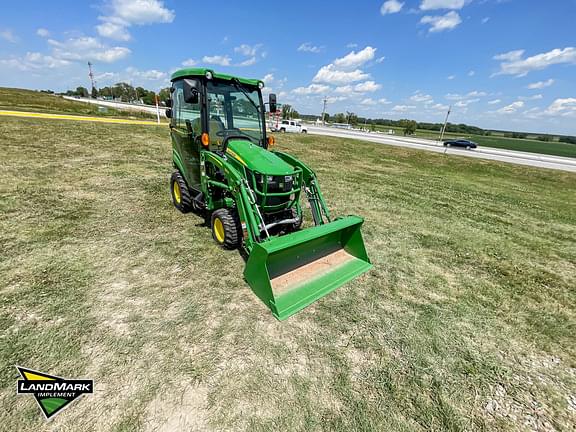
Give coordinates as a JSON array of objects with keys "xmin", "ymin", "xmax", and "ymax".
[{"xmin": 171, "ymin": 68, "xmax": 263, "ymax": 87}]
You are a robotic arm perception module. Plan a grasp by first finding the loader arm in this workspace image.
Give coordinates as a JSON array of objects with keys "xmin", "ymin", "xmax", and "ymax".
[{"xmin": 200, "ymin": 150, "xmax": 266, "ymax": 252}]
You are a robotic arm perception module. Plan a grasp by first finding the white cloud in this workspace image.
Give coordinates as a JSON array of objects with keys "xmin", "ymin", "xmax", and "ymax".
[
  {"xmin": 0, "ymin": 52, "xmax": 71, "ymax": 71},
  {"xmin": 36, "ymin": 28, "xmax": 50, "ymax": 38},
  {"xmin": 544, "ymin": 98, "xmax": 576, "ymax": 117},
  {"xmin": 420, "ymin": 11, "xmax": 462, "ymax": 32},
  {"xmin": 447, "ymin": 75, "xmax": 456, "ymax": 80},
  {"xmin": 326, "ymin": 96, "xmax": 348, "ymax": 103},
  {"xmin": 354, "ymin": 81, "xmax": 382, "ymax": 92},
  {"xmin": 48, "ymin": 37, "xmax": 131, "ymax": 63},
  {"xmin": 334, "ymin": 85, "xmax": 353, "ymax": 94},
  {"xmin": 97, "ymin": 0, "xmax": 174, "ymax": 41},
  {"xmin": 493, "ymin": 50, "xmax": 524, "ymax": 62},
  {"xmin": 346, "ymin": 43, "xmax": 358, "ymax": 48},
  {"xmin": 392, "ymin": 105, "xmax": 416, "ymax": 112},
  {"xmin": 334, "ymin": 46, "xmax": 376, "ymax": 69},
  {"xmin": 125, "ymin": 67, "xmax": 167, "ymax": 80},
  {"xmin": 107, "ymin": 0, "xmax": 174, "ymax": 25},
  {"xmin": 234, "ymin": 43, "xmax": 262, "ymax": 57},
  {"xmin": 297, "ymin": 42, "xmax": 323, "ymax": 53},
  {"xmin": 236, "ymin": 57, "xmax": 257, "ymax": 67},
  {"xmin": 378, "ymin": 98, "xmax": 392, "ymax": 105},
  {"xmin": 431, "ymin": 103, "xmax": 449, "ymax": 111},
  {"xmin": 380, "ymin": 0, "xmax": 404, "ymax": 15},
  {"xmin": 455, "ymin": 98, "xmax": 479, "ymax": 107},
  {"xmin": 311, "ymin": 46, "xmax": 374, "ymax": 86},
  {"xmin": 519, "ymin": 94, "xmax": 543, "ymax": 101},
  {"xmin": 263, "ymin": 73, "xmax": 274, "ymax": 83},
  {"xmin": 527, "ymin": 79, "xmax": 555, "ymax": 89},
  {"xmin": 0, "ymin": 29, "xmax": 18, "ymax": 43},
  {"xmin": 468, "ymin": 70, "xmax": 475, "ymax": 76},
  {"xmin": 445, "ymin": 91, "xmax": 486, "ymax": 100},
  {"xmin": 481, "ymin": 17, "xmax": 490, "ymax": 24},
  {"xmin": 313, "ymin": 64, "xmax": 369, "ymax": 84},
  {"xmin": 497, "ymin": 101, "xmax": 524, "ymax": 114},
  {"xmin": 182, "ymin": 58, "xmax": 197, "ymax": 67},
  {"xmin": 493, "ymin": 47, "xmax": 576, "ymax": 77},
  {"xmin": 96, "ymin": 21, "xmax": 131, "ymax": 41},
  {"xmin": 487, "ymin": 99, "xmax": 501, "ymax": 105},
  {"xmin": 420, "ymin": 0, "xmax": 465, "ymax": 10},
  {"xmin": 202, "ymin": 55, "xmax": 231, "ymax": 66},
  {"xmin": 375, "ymin": 56, "xmax": 386, "ymax": 63},
  {"xmin": 361, "ymin": 98, "xmax": 378, "ymax": 105},
  {"xmin": 292, "ymin": 84, "xmax": 330, "ymax": 95},
  {"xmin": 410, "ymin": 92, "xmax": 434, "ymax": 103}
]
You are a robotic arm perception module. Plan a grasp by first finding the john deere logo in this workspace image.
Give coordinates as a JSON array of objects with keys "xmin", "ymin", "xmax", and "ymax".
[{"xmin": 16, "ymin": 366, "xmax": 93, "ymax": 420}]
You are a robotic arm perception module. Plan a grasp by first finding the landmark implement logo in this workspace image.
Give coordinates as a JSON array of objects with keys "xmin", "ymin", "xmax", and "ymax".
[{"xmin": 16, "ymin": 366, "xmax": 93, "ymax": 420}]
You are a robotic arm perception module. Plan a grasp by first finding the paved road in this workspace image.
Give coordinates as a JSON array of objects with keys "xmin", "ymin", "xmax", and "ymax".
[
  {"xmin": 65, "ymin": 97, "xmax": 576, "ymax": 173},
  {"xmin": 0, "ymin": 109, "xmax": 162, "ymax": 126},
  {"xmin": 308, "ymin": 126, "xmax": 576, "ymax": 173}
]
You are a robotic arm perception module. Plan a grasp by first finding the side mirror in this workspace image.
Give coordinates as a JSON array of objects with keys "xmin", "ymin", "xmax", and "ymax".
[
  {"xmin": 165, "ymin": 99, "xmax": 172, "ymax": 107},
  {"xmin": 183, "ymin": 79, "xmax": 199, "ymax": 104},
  {"xmin": 165, "ymin": 108, "xmax": 172, "ymax": 119},
  {"xmin": 269, "ymin": 93, "xmax": 277, "ymax": 113}
]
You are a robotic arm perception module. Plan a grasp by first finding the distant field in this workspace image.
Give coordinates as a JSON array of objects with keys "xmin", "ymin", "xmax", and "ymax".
[
  {"xmin": 369, "ymin": 124, "xmax": 576, "ymax": 158},
  {"xmin": 1, "ymin": 115, "xmax": 575, "ymax": 430},
  {"xmin": 0, "ymin": 87, "xmax": 155, "ymax": 119}
]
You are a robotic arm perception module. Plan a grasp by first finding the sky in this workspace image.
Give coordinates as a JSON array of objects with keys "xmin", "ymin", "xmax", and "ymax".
[{"xmin": 1, "ymin": 0, "xmax": 575, "ymax": 134}]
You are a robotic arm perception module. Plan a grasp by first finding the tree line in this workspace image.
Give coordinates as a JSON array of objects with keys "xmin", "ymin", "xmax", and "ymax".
[{"xmin": 62, "ymin": 83, "xmax": 170, "ymax": 106}]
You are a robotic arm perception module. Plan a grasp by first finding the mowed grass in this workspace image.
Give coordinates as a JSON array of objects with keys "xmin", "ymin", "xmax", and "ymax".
[
  {"xmin": 370, "ymin": 124, "xmax": 576, "ymax": 159},
  {"xmin": 0, "ymin": 87, "xmax": 155, "ymax": 119},
  {"xmin": 0, "ymin": 117, "xmax": 575, "ymax": 431}
]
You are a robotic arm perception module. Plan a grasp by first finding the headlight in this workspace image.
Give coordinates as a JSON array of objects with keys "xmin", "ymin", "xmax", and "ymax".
[
  {"xmin": 258, "ymin": 81, "xmax": 264, "ymax": 89},
  {"xmin": 205, "ymin": 71, "xmax": 213, "ymax": 79}
]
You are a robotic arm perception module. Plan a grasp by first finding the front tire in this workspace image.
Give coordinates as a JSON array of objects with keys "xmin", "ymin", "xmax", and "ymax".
[
  {"xmin": 302, "ymin": 129, "xmax": 307, "ymax": 134},
  {"xmin": 211, "ymin": 209, "xmax": 241, "ymax": 249},
  {"xmin": 171, "ymin": 171, "xmax": 192, "ymax": 213},
  {"xmin": 280, "ymin": 128, "xmax": 286, "ymax": 133}
]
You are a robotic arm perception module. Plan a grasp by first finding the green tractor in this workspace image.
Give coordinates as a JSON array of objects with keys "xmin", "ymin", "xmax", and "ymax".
[{"xmin": 166, "ymin": 68, "xmax": 372, "ymax": 320}]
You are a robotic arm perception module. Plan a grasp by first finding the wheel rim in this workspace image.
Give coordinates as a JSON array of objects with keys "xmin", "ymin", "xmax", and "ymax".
[
  {"xmin": 213, "ymin": 218, "xmax": 225, "ymax": 243},
  {"xmin": 173, "ymin": 181, "xmax": 181, "ymax": 204}
]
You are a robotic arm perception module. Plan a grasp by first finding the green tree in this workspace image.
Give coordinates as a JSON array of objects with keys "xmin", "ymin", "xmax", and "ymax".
[
  {"xmin": 333, "ymin": 113, "xmax": 346, "ymax": 123},
  {"xmin": 75, "ymin": 86, "xmax": 89, "ymax": 98},
  {"xmin": 91, "ymin": 87, "xmax": 98, "ymax": 98},
  {"xmin": 399, "ymin": 119, "xmax": 417, "ymax": 136}
]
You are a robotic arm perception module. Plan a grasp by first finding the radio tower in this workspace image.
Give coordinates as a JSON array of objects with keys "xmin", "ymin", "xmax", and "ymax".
[{"xmin": 87, "ymin": 62, "xmax": 96, "ymax": 98}]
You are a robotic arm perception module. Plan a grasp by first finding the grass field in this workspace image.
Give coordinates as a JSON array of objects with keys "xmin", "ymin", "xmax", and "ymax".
[
  {"xmin": 1, "ymin": 116, "xmax": 575, "ymax": 431},
  {"xmin": 369, "ymin": 124, "xmax": 576, "ymax": 159},
  {"xmin": 0, "ymin": 87, "xmax": 155, "ymax": 119}
]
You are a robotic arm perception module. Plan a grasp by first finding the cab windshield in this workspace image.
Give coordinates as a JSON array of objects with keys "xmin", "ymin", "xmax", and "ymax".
[{"xmin": 206, "ymin": 80, "xmax": 264, "ymax": 147}]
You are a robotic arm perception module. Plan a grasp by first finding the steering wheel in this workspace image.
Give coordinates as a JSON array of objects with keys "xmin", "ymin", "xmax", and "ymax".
[{"xmin": 216, "ymin": 128, "xmax": 250, "ymax": 138}]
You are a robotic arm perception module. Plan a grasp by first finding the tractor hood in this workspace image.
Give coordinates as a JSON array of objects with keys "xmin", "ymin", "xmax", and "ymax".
[{"xmin": 226, "ymin": 139, "xmax": 294, "ymax": 175}]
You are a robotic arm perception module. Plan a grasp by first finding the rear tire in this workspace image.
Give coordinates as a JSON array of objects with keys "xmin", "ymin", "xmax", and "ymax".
[
  {"xmin": 211, "ymin": 208, "xmax": 241, "ymax": 249},
  {"xmin": 171, "ymin": 171, "xmax": 192, "ymax": 213},
  {"xmin": 280, "ymin": 128, "xmax": 286, "ymax": 133},
  {"xmin": 302, "ymin": 130, "xmax": 307, "ymax": 134},
  {"xmin": 466, "ymin": 145, "xmax": 471, "ymax": 150}
]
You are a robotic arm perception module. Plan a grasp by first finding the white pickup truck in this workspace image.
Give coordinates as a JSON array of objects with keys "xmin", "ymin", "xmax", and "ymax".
[{"xmin": 277, "ymin": 119, "xmax": 308, "ymax": 134}]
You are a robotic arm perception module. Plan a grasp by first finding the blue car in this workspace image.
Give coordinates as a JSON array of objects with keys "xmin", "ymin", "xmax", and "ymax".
[{"xmin": 443, "ymin": 139, "xmax": 478, "ymax": 149}]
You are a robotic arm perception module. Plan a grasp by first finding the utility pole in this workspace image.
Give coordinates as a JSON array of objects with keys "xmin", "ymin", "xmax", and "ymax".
[
  {"xmin": 439, "ymin": 105, "xmax": 452, "ymax": 143},
  {"xmin": 87, "ymin": 62, "xmax": 96, "ymax": 98},
  {"xmin": 321, "ymin": 96, "xmax": 327, "ymax": 126}
]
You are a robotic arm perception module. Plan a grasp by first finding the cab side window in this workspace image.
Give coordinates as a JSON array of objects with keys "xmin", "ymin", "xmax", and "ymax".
[{"xmin": 172, "ymin": 80, "xmax": 202, "ymax": 135}]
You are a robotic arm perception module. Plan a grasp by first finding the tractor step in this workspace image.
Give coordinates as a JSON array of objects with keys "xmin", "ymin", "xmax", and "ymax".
[{"xmin": 244, "ymin": 215, "xmax": 372, "ymax": 320}]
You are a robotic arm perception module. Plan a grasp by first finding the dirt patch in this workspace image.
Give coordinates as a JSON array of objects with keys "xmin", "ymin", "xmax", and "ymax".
[{"xmin": 144, "ymin": 383, "xmax": 210, "ymax": 432}]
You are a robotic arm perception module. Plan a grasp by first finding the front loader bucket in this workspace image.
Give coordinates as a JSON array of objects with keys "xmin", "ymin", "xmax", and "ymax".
[{"xmin": 244, "ymin": 215, "xmax": 372, "ymax": 320}]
